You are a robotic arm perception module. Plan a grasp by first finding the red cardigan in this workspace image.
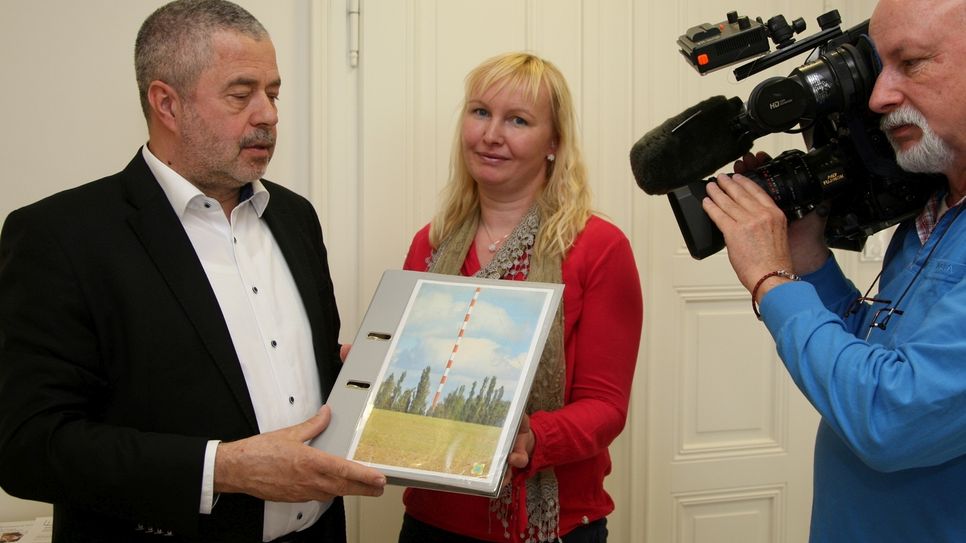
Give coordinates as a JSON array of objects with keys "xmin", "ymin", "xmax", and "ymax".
[{"xmin": 402, "ymin": 216, "xmax": 644, "ymax": 541}]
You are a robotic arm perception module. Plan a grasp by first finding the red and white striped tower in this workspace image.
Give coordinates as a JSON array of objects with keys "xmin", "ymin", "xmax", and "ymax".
[{"xmin": 430, "ymin": 287, "xmax": 482, "ymax": 413}]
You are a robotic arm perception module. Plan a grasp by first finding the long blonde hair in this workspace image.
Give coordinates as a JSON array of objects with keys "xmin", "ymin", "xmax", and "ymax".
[{"xmin": 428, "ymin": 52, "xmax": 592, "ymax": 260}]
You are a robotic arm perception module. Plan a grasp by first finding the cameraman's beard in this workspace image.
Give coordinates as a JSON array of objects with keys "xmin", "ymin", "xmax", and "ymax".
[{"xmin": 880, "ymin": 105, "xmax": 954, "ymax": 174}]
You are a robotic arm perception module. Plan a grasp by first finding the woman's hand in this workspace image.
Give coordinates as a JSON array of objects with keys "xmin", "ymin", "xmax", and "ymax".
[{"xmin": 507, "ymin": 414, "xmax": 535, "ymax": 469}]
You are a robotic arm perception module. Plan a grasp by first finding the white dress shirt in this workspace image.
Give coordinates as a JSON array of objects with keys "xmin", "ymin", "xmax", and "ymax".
[{"xmin": 143, "ymin": 146, "xmax": 330, "ymax": 541}]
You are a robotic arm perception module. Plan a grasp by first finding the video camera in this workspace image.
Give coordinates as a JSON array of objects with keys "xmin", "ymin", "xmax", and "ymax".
[{"xmin": 630, "ymin": 10, "xmax": 942, "ymax": 259}]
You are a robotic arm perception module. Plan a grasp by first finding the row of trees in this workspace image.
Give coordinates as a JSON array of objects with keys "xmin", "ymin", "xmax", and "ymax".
[{"xmin": 373, "ymin": 366, "xmax": 510, "ymax": 427}]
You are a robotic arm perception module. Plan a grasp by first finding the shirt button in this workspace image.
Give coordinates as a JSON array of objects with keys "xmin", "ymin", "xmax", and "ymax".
[
  {"xmin": 581, "ymin": 515, "xmax": 589, "ymax": 524},
  {"xmin": 252, "ymin": 286, "xmax": 258, "ymax": 294},
  {"xmin": 289, "ymin": 396, "xmax": 295, "ymax": 405},
  {"xmin": 297, "ymin": 512, "xmax": 303, "ymax": 520},
  {"xmin": 203, "ymin": 202, "xmax": 212, "ymax": 209},
  {"xmin": 271, "ymin": 340, "xmax": 278, "ymax": 348}
]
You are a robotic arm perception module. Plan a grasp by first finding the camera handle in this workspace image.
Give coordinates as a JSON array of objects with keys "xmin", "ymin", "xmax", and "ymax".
[{"xmin": 734, "ymin": 25, "xmax": 843, "ymax": 81}]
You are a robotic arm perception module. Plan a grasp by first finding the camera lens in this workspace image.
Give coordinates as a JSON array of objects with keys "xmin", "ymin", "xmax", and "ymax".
[
  {"xmin": 789, "ymin": 43, "xmax": 876, "ymax": 118},
  {"xmin": 745, "ymin": 146, "xmax": 849, "ymax": 218}
]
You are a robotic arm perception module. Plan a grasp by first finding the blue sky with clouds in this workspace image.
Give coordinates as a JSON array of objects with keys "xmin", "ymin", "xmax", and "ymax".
[{"xmin": 382, "ymin": 279, "xmax": 552, "ymax": 402}]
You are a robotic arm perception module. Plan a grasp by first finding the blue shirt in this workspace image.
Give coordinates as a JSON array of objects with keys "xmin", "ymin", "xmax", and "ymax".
[{"xmin": 760, "ymin": 203, "xmax": 966, "ymax": 542}]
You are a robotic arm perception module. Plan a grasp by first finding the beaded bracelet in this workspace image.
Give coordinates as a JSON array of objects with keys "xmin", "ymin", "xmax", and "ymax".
[{"xmin": 751, "ymin": 269, "xmax": 800, "ymax": 320}]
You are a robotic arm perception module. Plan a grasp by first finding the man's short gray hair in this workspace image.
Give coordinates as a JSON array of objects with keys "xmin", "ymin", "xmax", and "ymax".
[{"xmin": 134, "ymin": 0, "xmax": 268, "ymax": 120}]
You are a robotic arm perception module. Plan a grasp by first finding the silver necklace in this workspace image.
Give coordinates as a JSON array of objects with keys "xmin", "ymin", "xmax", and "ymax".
[
  {"xmin": 481, "ymin": 221, "xmax": 510, "ymax": 252},
  {"xmin": 476, "ymin": 206, "xmax": 539, "ymax": 279}
]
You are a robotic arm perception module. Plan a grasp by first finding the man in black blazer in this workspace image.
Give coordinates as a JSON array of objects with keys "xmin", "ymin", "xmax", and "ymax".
[{"xmin": 0, "ymin": 1, "xmax": 385, "ymax": 541}]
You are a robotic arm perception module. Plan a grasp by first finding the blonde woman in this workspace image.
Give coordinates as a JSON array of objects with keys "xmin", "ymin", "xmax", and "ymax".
[{"xmin": 398, "ymin": 52, "xmax": 643, "ymax": 543}]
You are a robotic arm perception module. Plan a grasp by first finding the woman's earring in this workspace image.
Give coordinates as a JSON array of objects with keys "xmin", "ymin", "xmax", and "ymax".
[{"xmin": 547, "ymin": 153, "xmax": 556, "ymax": 162}]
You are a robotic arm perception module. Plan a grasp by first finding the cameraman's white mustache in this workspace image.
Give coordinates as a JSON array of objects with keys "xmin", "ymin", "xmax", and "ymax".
[{"xmin": 880, "ymin": 104, "xmax": 929, "ymax": 131}]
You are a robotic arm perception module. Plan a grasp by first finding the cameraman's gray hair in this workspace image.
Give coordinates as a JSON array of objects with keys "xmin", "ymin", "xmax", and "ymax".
[{"xmin": 134, "ymin": 0, "xmax": 268, "ymax": 120}]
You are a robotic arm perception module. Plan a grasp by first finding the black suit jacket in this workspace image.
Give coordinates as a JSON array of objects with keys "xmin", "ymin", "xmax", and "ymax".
[{"xmin": 0, "ymin": 153, "xmax": 346, "ymax": 542}]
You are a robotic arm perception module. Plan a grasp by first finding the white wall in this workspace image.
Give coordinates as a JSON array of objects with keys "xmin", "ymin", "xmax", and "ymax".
[
  {"xmin": 0, "ymin": 0, "xmax": 315, "ymax": 522},
  {"xmin": 1, "ymin": 1, "xmax": 150, "ymax": 521},
  {"xmin": 1, "ymin": 2, "xmax": 882, "ymax": 541}
]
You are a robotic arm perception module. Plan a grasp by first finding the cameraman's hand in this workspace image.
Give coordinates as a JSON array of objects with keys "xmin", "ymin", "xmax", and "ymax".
[
  {"xmin": 733, "ymin": 151, "xmax": 772, "ymax": 174},
  {"xmin": 787, "ymin": 207, "xmax": 830, "ymax": 275},
  {"xmin": 714, "ymin": 152, "xmax": 832, "ymax": 279},
  {"xmin": 702, "ymin": 172, "xmax": 794, "ymax": 294},
  {"xmin": 214, "ymin": 405, "xmax": 386, "ymax": 503}
]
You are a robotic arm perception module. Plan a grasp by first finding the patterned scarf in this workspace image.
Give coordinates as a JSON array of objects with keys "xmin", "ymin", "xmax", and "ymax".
[{"xmin": 427, "ymin": 206, "xmax": 565, "ymax": 543}]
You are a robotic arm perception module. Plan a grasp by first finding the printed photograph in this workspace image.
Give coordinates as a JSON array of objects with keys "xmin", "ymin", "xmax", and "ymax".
[{"xmin": 349, "ymin": 279, "xmax": 553, "ymax": 480}]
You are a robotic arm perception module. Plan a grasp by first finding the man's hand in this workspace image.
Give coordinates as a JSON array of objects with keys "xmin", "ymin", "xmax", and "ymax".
[
  {"xmin": 214, "ymin": 405, "xmax": 386, "ymax": 502},
  {"xmin": 786, "ymin": 210, "xmax": 831, "ymax": 275},
  {"xmin": 704, "ymin": 151, "xmax": 831, "ymax": 295},
  {"xmin": 703, "ymin": 172, "xmax": 795, "ymax": 292},
  {"xmin": 735, "ymin": 152, "xmax": 830, "ymax": 275},
  {"xmin": 733, "ymin": 151, "xmax": 770, "ymax": 174}
]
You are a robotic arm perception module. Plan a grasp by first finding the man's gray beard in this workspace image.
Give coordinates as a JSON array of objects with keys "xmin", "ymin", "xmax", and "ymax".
[{"xmin": 880, "ymin": 105, "xmax": 954, "ymax": 174}]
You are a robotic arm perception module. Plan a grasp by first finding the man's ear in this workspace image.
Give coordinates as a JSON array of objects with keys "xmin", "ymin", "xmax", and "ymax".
[{"xmin": 146, "ymin": 80, "xmax": 183, "ymax": 133}]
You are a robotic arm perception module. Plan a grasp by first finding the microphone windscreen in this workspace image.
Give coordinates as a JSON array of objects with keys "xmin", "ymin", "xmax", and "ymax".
[{"xmin": 630, "ymin": 95, "xmax": 755, "ymax": 195}]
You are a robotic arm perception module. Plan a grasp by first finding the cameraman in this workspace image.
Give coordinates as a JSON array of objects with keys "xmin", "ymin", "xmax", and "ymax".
[{"xmin": 702, "ymin": 0, "xmax": 966, "ymax": 541}]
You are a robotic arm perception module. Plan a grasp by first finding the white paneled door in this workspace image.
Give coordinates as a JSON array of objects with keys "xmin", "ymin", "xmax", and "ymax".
[
  {"xmin": 0, "ymin": 0, "xmax": 883, "ymax": 539},
  {"xmin": 342, "ymin": 1, "xmax": 877, "ymax": 542}
]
